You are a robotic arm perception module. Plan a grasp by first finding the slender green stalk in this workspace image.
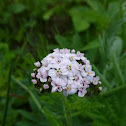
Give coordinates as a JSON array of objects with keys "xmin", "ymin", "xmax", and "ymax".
[
  {"xmin": 112, "ymin": 54, "xmax": 125, "ymax": 85},
  {"xmin": 61, "ymin": 95, "xmax": 72, "ymax": 126},
  {"xmin": 2, "ymin": 65, "xmax": 12, "ymax": 126},
  {"xmin": 101, "ymin": 84, "xmax": 126, "ymax": 97},
  {"xmin": 11, "ymin": 76, "xmax": 44, "ymax": 114}
]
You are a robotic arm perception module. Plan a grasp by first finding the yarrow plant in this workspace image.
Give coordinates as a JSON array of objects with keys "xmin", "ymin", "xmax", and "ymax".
[{"xmin": 31, "ymin": 48, "xmax": 102, "ymax": 97}]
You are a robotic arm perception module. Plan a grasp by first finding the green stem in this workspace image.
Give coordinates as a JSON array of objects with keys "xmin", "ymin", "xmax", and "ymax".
[
  {"xmin": 61, "ymin": 95, "xmax": 72, "ymax": 126},
  {"xmin": 11, "ymin": 76, "xmax": 44, "ymax": 114},
  {"xmin": 2, "ymin": 65, "xmax": 12, "ymax": 126}
]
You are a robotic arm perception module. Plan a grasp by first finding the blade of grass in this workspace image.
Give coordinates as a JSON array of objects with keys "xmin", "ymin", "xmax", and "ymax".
[
  {"xmin": 112, "ymin": 53, "xmax": 125, "ymax": 85},
  {"xmin": 2, "ymin": 65, "xmax": 12, "ymax": 126},
  {"xmin": 101, "ymin": 84, "xmax": 126, "ymax": 97},
  {"xmin": 110, "ymin": 18, "xmax": 126, "ymax": 41},
  {"xmin": 93, "ymin": 64, "xmax": 111, "ymax": 89},
  {"xmin": 11, "ymin": 76, "xmax": 44, "ymax": 114}
]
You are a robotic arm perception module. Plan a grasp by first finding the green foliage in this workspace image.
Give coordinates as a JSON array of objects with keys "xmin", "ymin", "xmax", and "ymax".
[
  {"xmin": 0, "ymin": 0, "xmax": 126, "ymax": 126},
  {"xmin": 87, "ymin": 85, "xmax": 126, "ymax": 126}
]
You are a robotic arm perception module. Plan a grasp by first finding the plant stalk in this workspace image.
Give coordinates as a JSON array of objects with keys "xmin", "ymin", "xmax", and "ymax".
[
  {"xmin": 11, "ymin": 76, "xmax": 44, "ymax": 114},
  {"xmin": 2, "ymin": 65, "xmax": 12, "ymax": 126},
  {"xmin": 61, "ymin": 95, "xmax": 72, "ymax": 126}
]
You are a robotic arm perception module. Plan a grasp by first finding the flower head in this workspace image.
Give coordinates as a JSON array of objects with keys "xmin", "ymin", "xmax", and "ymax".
[{"xmin": 31, "ymin": 48, "xmax": 102, "ymax": 97}]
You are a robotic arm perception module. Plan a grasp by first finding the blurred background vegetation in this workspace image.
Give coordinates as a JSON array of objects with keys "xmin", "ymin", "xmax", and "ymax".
[{"xmin": 0, "ymin": 0, "xmax": 126, "ymax": 126}]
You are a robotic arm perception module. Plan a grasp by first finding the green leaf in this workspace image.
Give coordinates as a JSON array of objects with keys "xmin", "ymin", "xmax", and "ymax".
[
  {"xmin": 72, "ymin": 16, "xmax": 90, "ymax": 32},
  {"xmin": 109, "ymin": 36, "xmax": 122, "ymax": 57},
  {"xmin": 107, "ymin": 2, "xmax": 120, "ymax": 21},
  {"xmin": 87, "ymin": 84, "xmax": 126, "ymax": 126},
  {"xmin": 112, "ymin": 53, "xmax": 124, "ymax": 85},
  {"xmin": 47, "ymin": 44, "xmax": 60, "ymax": 50},
  {"xmin": 72, "ymin": 33, "xmax": 83, "ymax": 49},
  {"xmin": 43, "ymin": 108, "xmax": 64, "ymax": 126},
  {"xmin": 55, "ymin": 35, "xmax": 69, "ymax": 48},
  {"xmin": 18, "ymin": 110, "xmax": 38, "ymax": 122},
  {"xmin": 8, "ymin": 3, "xmax": 26, "ymax": 14},
  {"xmin": 69, "ymin": 6, "xmax": 109, "ymax": 32},
  {"xmin": 16, "ymin": 121, "xmax": 36, "ymax": 126},
  {"xmin": 43, "ymin": 8, "xmax": 55, "ymax": 20},
  {"xmin": 80, "ymin": 39, "xmax": 100, "ymax": 51}
]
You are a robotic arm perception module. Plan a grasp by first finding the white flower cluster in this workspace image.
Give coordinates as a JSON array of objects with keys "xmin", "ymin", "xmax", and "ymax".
[{"xmin": 31, "ymin": 48, "xmax": 102, "ymax": 97}]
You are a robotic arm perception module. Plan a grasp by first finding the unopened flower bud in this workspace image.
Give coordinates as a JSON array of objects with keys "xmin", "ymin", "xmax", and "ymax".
[
  {"xmin": 43, "ymin": 84, "xmax": 49, "ymax": 89},
  {"xmin": 34, "ymin": 61, "xmax": 41, "ymax": 67},
  {"xmin": 98, "ymin": 81, "xmax": 101, "ymax": 84},
  {"xmin": 31, "ymin": 73, "xmax": 35, "ymax": 78},
  {"xmin": 32, "ymin": 79, "xmax": 37, "ymax": 84},
  {"xmin": 99, "ymin": 87, "xmax": 102, "ymax": 91}
]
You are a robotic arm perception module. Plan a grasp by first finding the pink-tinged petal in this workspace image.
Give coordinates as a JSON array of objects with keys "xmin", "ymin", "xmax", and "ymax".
[
  {"xmin": 60, "ymin": 67, "xmax": 68, "ymax": 75},
  {"xmin": 81, "ymin": 71, "xmax": 87, "ymax": 77},
  {"xmin": 85, "ymin": 60, "xmax": 90, "ymax": 65},
  {"xmin": 57, "ymin": 86, "xmax": 62, "ymax": 92},
  {"xmin": 85, "ymin": 80, "xmax": 90, "ymax": 85},
  {"xmin": 96, "ymin": 76, "xmax": 100, "ymax": 80},
  {"xmin": 89, "ymin": 71, "xmax": 95, "ymax": 77},
  {"xmin": 48, "ymin": 69, "xmax": 56, "ymax": 78},
  {"xmin": 53, "ymin": 48, "xmax": 60, "ymax": 53},
  {"xmin": 84, "ymin": 84, "xmax": 89, "ymax": 88},
  {"xmin": 86, "ymin": 76, "xmax": 93, "ymax": 82},
  {"xmin": 71, "ymin": 49, "xmax": 75, "ymax": 53},
  {"xmin": 77, "ymin": 51, "xmax": 84, "ymax": 57},
  {"xmin": 31, "ymin": 73, "xmax": 35, "ymax": 78},
  {"xmin": 68, "ymin": 79, "xmax": 73, "ymax": 85},
  {"xmin": 36, "ymin": 72, "xmax": 41, "ymax": 79},
  {"xmin": 52, "ymin": 86, "xmax": 58, "ymax": 93},
  {"xmin": 78, "ymin": 91, "xmax": 85, "ymax": 97},
  {"xmin": 67, "ymin": 88, "xmax": 77, "ymax": 95},
  {"xmin": 85, "ymin": 65, "xmax": 92, "ymax": 72},
  {"xmin": 40, "ymin": 78, "xmax": 47, "ymax": 82},
  {"xmin": 93, "ymin": 76, "xmax": 99, "ymax": 85},
  {"xmin": 32, "ymin": 79, "xmax": 37, "ymax": 84},
  {"xmin": 81, "ymin": 57, "xmax": 87, "ymax": 61},
  {"xmin": 34, "ymin": 61, "xmax": 41, "ymax": 67},
  {"xmin": 51, "ymin": 81, "xmax": 56, "ymax": 86},
  {"xmin": 43, "ymin": 84, "xmax": 49, "ymax": 89},
  {"xmin": 73, "ymin": 80, "xmax": 81, "ymax": 86}
]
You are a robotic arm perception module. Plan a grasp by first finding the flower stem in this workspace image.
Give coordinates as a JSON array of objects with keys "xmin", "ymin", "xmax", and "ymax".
[
  {"xmin": 61, "ymin": 95, "xmax": 72, "ymax": 126},
  {"xmin": 2, "ymin": 65, "xmax": 12, "ymax": 126},
  {"xmin": 11, "ymin": 76, "xmax": 44, "ymax": 114}
]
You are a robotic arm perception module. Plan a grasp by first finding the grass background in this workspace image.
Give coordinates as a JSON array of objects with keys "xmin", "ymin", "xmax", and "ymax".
[{"xmin": 0, "ymin": 0, "xmax": 126, "ymax": 126}]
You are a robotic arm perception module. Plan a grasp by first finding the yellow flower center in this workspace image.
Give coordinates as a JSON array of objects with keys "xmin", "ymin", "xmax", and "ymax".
[
  {"xmin": 88, "ymin": 72, "xmax": 90, "ymax": 74},
  {"xmin": 66, "ymin": 86, "xmax": 70, "ymax": 90},
  {"xmin": 58, "ymin": 73, "xmax": 61, "ymax": 76}
]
